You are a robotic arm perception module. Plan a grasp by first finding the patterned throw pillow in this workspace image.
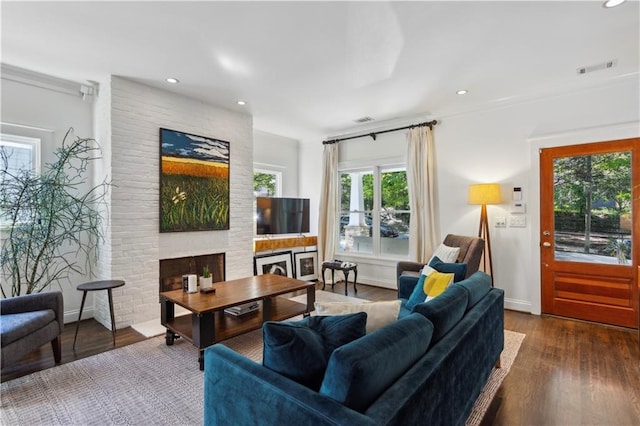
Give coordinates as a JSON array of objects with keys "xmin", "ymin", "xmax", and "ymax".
[
  {"xmin": 406, "ymin": 266, "xmax": 436, "ymax": 309},
  {"xmin": 428, "ymin": 243, "xmax": 460, "ymax": 264},
  {"xmin": 422, "ymin": 271, "xmax": 455, "ymax": 302}
]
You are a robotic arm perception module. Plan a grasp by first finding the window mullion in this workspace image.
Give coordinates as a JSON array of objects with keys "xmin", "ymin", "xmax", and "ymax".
[{"xmin": 373, "ymin": 166, "xmax": 381, "ymax": 256}]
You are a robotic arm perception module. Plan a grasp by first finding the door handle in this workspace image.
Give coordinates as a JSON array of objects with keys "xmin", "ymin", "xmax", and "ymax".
[{"xmin": 542, "ymin": 242, "xmax": 552, "ymax": 247}]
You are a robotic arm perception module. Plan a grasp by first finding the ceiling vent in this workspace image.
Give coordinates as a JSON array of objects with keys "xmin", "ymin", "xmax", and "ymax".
[
  {"xmin": 577, "ymin": 59, "xmax": 617, "ymax": 75},
  {"xmin": 354, "ymin": 116, "xmax": 374, "ymax": 123}
]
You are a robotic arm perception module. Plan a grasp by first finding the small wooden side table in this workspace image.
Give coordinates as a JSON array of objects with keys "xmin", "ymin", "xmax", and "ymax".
[
  {"xmin": 321, "ymin": 261, "xmax": 358, "ymax": 296},
  {"xmin": 73, "ymin": 279, "xmax": 125, "ymax": 350}
]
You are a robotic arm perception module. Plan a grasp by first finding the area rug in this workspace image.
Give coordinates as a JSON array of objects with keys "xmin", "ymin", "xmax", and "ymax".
[{"xmin": 1, "ymin": 305, "xmax": 524, "ymax": 426}]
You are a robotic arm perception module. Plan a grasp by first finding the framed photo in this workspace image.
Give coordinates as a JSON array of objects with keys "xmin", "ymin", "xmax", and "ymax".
[
  {"xmin": 254, "ymin": 251, "xmax": 293, "ymax": 278},
  {"xmin": 159, "ymin": 128, "xmax": 230, "ymax": 232},
  {"xmin": 294, "ymin": 251, "xmax": 318, "ymax": 281}
]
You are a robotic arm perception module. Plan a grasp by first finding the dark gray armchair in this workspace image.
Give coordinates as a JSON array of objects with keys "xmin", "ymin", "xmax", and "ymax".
[
  {"xmin": 1, "ymin": 291, "xmax": 64, "ymax": 368},
  {"xmin": 396, "ymin": 234, "xmax": 485, "ymax": 290}
]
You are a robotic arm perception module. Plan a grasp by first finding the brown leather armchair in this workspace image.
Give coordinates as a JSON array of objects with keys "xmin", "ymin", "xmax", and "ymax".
[{"xmin": 396, "ymin": 234, "xmax": 485, "ymax": 284}]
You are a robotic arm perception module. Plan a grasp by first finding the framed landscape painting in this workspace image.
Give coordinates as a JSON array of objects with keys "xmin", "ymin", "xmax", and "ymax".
[
  {"xmin": 160, "ymin": 128, "xmax": 230, "ymax": 232},
  {"xmin": 254, "ymin": 251, "xmax": 293, "ymax": 278}
]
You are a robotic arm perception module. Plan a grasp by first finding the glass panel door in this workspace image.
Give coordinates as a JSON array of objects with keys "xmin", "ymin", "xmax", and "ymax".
[{"xmin": 553, "ymin": 152, "xmax": 632, "ymax": 265}]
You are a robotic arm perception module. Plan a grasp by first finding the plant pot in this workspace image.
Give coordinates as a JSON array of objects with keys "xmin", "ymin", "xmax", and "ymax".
[{"xmin": 200, "ymin": 276, "xmax": 213, "ymax": 290}]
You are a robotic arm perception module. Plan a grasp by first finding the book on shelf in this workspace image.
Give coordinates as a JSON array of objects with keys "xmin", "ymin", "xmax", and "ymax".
[{"xmin": 224, "ymin": 301, "xmax": 259, "ymax": 316}]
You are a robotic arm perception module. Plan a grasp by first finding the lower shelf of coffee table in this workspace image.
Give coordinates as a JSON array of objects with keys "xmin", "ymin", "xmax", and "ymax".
[{"xmin": 163, "ymin": 296, "xmax": 309, "ymax": 346}]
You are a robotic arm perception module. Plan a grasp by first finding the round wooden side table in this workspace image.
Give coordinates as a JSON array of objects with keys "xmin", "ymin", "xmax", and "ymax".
[{"xmin": 73, "ymin": 279, "xmax": 125, "ymax": 350}]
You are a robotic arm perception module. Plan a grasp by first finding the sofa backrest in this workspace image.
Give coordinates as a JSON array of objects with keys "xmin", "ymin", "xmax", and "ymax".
[
  {"xmin": 411, "ymin": 284, "xmax": 468, "ymax": 344},
  {"xmin": 319, "ymin": 313, "xmax": 434, "ymax": 413},
  {"xmin": 452, "ymin": 271, "xmax": 492, "ymax": 311}
]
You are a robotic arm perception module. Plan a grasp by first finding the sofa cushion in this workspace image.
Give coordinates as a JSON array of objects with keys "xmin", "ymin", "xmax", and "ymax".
[
  {"xmin": 411, "ymin": 284, "xmax": 469, "ymax": 344},
  {"xmin": 319, "ymin": 313, "xmax": 434, "ymax": 413},
  {"xmin": 429, "ymin": 256, "xmax": 467, "ymax": 283},
  {"xmin": 314, "ymin": 300, "xmax": 401, "ymax": 334},
  {"xmin": 262, "ymin": 313, "xmax": 367, "ymax": 390},
  {"xmin": 0, "ymin": 310, "xmax": 56, "ymax": 347},
  {"xmin": 453, "ymin": 271, "xmax": 492, "ymax": 310}
]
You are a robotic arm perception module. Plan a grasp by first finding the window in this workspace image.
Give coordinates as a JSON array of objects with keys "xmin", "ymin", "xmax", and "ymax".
[
  {"xmin": 253, "ymin": 169, "xmax": 282, "ymax": 197},
  {"xmin": 338, "ymin": 166, "xmax": 410, "ymax": 257},
  {"xmin": 0, "ymin": 134, "xmax": 41, "ymax": 227}
]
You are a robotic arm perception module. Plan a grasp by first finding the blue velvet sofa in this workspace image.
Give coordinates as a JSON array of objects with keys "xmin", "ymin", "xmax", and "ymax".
[{"xmin": 204, "ymin": 272, "xmax": 504, "ymax": 426}]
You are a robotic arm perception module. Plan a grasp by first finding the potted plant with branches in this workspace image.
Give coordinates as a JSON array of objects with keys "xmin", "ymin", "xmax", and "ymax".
[{"xmin": 0, "ymin": 128, "xmax": 110, "ymax": 297}]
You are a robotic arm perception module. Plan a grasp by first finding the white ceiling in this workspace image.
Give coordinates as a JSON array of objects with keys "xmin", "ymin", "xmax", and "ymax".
[{"xmin": 2, "ymin": 1, "xmax": 639, "ymax": 141}]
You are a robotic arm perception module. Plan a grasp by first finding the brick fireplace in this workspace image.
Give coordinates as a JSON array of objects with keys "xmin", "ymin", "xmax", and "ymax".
[{"xmin": 93, "ymin": 76, "xmax": 254, "ymax": 331}]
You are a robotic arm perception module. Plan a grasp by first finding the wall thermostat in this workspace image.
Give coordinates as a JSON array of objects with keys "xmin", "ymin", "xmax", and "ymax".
[{"xmin": 513, "ymin": 187, "xmax": 522, "ymax": 201}]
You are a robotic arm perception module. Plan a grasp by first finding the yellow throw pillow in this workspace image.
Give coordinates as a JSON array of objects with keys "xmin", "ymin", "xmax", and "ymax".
[{"xmin": 423, "ymin": 271, "xmax": 454, "ymax": 301}]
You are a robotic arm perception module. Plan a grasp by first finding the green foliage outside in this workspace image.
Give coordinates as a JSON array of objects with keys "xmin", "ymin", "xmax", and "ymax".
[
  {"xmin": 254, "ymin": 172, "xmax": 277, "ymax": 196},
  {"xmin": 340, "ymin": 170, "xmax": 410, "ymax": 236},
  {"xmin": 161, "ymin": 174, "xmax": 229, "ymax": 232},
  {"xmin": 553, "ymin": 152, "xmax": 631, "ymax": 260},
  {"xmin": 554, "ymin": 152, "xmax": 631, "ymax": 215},
  {"xmin": 340, "ymin": 171, "xmax": 409, "ymax": 211}
]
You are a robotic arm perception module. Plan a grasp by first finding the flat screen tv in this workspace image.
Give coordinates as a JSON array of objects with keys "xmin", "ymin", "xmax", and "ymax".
[{"xmin": 256, "ymin": 197, "xmax": 310, "ymax": 235}]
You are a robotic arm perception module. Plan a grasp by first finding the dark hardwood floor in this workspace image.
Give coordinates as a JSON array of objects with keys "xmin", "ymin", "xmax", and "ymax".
[{"xmin": 3, "ymin": 282, "xmax": 639, "ymax": 425}]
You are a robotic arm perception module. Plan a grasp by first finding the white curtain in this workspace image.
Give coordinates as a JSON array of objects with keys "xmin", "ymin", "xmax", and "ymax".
[
  {"xmin": 406, "ymin": 126, "xmax": 438, "ymax": 263},
  {"xmin": 317, "ymin": 143, "xmax": 339, "ymax": 265}
]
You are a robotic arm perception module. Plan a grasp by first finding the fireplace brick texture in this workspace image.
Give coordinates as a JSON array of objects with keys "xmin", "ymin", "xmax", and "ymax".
[{"xmin": 93, "ymin": 76, "xmax": 254, "ymax": 330}]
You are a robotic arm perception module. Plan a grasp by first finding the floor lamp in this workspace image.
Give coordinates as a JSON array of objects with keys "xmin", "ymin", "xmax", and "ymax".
[{"xmin": 468, "ymin": 183, "xmax": 502, "ymax": 286}]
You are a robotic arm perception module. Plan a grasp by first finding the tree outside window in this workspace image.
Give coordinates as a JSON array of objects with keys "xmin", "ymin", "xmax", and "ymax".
[
  {"xmin": 338, "ymin": 166, "xmax": 410, "ymax": 257},
  {"xmin": 254, "ymin": 170, "xmax": 281, "ymax": 197}
]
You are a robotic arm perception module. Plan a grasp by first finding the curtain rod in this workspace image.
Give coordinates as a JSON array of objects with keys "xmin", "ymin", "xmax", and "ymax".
[{"xmin": 322, "ymin": 119, "xmax": 438, "ymax": 145}]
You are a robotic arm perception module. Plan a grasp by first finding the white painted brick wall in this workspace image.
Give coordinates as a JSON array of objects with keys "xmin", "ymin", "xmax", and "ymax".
[{"xmin": 95, "ymin": 76, "xmax": 254, "ymax": 329}]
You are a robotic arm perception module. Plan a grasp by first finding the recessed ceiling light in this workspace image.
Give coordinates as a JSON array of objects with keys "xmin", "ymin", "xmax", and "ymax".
[
  {"xmin": 237, "ymin": 100, "xmax": 246, "ymax": 106},
  {"xmin": 603, "ymin": 0, "xmax": 625, "ymax": 8},
  {"xmin": 166, "ymin": 77, "xmax": 179, "ymax": 84},
  {"xmin": 456, "ymin": 89, "xmax": 468, "ymax": 95}
]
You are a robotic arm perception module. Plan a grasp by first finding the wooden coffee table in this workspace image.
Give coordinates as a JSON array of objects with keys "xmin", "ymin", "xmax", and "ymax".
[{"xmin": 159, "ymin": 274, "xmax": 315, "ymax": 370}]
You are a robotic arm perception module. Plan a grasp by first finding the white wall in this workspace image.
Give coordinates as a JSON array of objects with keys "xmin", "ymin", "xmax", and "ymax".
[
  {"xmin": 299, "ymin": 77, "xmax": 640, "ymax": 314},
  {"xmin": 253, "ymin": 130, "xmax": 299, "ymax": 197},
  {"xmin": 1, "ymin": 74, "xmax": 97, "ymax": 323}
]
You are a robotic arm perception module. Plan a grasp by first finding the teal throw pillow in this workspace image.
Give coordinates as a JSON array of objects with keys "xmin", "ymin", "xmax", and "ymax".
[
  {"xmin": 406, "ymin": 274, "xmax": 428, "ymax": 310},
  {"xmin": 262, "ymin": 312, "xmax": 367, "ymax": 390},
  {"xmin": 429, "ymin": 256, "xmax": 467, "ymax": 282}
]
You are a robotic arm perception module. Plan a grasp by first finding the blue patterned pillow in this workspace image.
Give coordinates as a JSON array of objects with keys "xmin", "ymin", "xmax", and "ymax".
[
  {"xmin": 429, "ymin": 256, "xmax": 467, "ymax": 282},
  {"xmin": 262, "ymin": 313, "xmax": 367, "ymax": 390}
]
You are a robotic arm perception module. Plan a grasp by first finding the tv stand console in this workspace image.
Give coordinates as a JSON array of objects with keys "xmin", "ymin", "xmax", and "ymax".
[{"xmin": 253, "ymin": 235, "xmax": 317, "ymax": 252}]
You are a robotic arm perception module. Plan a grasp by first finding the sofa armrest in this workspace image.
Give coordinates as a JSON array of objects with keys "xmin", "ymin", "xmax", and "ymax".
[
  {"xmin": 0, "ymin": 291, "xmax": 64, "ymax": 333},
  {"xmin": 204, "ymin": 345, "xmax": 376, "ymax": 426},
  {"xmin": 396, "ymin": 261, "xmax": 424, "ymax": 281}
]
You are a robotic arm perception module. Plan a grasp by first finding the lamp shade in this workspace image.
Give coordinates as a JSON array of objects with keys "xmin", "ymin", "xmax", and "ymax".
[{"xmin": 468, "ymin": 183, "xmax": 502, "ymax": 205}]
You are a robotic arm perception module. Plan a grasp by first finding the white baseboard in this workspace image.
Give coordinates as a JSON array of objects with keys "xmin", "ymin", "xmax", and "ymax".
[
  {"xmin": 63, "ymin": 307, "xmax": 94, "ymax": 325},
  {"xmin": 504, "ymin": 298, "xmax": 532, "ymax": 313}
]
